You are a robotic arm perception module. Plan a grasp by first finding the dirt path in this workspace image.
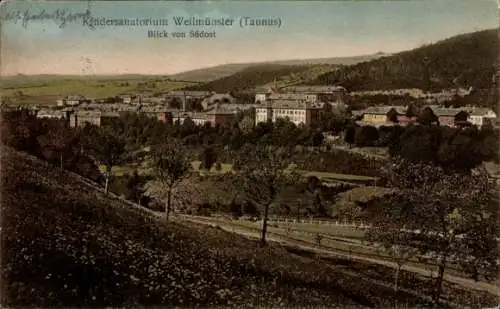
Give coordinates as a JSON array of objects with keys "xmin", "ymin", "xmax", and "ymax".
[{"xmin": 180, "ymin": 216, "xmax": 499, "ymax": 297}]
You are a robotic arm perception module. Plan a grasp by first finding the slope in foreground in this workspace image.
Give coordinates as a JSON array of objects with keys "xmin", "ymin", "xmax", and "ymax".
[{"xmin": 1, "ymin": 146, "xmax": 427, "ymax": 308}]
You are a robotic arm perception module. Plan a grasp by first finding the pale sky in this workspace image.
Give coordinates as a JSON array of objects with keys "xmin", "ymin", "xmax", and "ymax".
[{"xmin": 0, "ymin": 0, "xmax": 497, "ymax": 76}]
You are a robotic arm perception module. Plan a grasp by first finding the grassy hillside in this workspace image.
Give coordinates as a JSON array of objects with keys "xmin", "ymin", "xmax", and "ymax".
[
  {"xmin": 261, "ymin": 64, "xmax": 339, "ymax": 89},
  {"xmin": 1, "ymin": 146, "xmax": 434, "ymax": 308},
  {"xmin": 312, "ymin": 29, "xmax": 498, "ymax": 93},
  {"xmin": 171, "ymin": 53, "xmax": 388, "ymax": 82}
]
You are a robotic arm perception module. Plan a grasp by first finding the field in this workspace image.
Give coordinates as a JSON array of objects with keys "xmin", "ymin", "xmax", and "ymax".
[
  {"xmin": 99, "ymin": 159, "xmax": 379, "ymax": 187},
  {"xmin": 354, "ymin": 147, "xmax": 389, "ymax": 158},
  {"xmin": 98, "ymin": 160, "xmax": 233, "ymax": 177},
  {"xmin": 336, "ymin": 186, "xmax": 394, "ymax": 205},
  {"xmin": 2, "ymin": 145, "xmax": 466, "ymax": 308},
  {"xmin": 302, "ymin": 171, "xmax": 377, "ymax": 181},
  {"xmin": 190, "ymin": 160, "xmax": 234, "ymax": 173},
  {"xmin": 182, "ymin": 215, "xmax": 499, "ymax": 302},
  {"xmin": 1, "ymin": 75, "xmax": 196, "ymax": 106},
  {"xmin": 98, "ymin": 164, "xmax": 152, "ymax": 177}
]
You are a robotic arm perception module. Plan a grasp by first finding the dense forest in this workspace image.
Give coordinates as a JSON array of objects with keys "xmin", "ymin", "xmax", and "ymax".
[
  {"xmin": 311, "ymin": 29, "xmax": 498, "ymax": 94},
  {"xmin": 183, "ymin": 64, "xmax": 314, "ymax": 93}
]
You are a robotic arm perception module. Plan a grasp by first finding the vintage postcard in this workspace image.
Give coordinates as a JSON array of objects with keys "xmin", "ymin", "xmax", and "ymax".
[{"xmin": 1, "ymin": 0, "xmax": 499, "ymax": 308}]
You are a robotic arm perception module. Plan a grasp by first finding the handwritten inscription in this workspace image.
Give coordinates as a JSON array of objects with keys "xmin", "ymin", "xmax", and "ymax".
[{"xmin": 2, "ymin": 8, "xmax": 91, "ymax": 28}]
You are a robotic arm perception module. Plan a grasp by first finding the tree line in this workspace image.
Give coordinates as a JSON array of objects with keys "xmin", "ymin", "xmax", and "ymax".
[
  {"xmin": 0, "ymin": 109, "xmax": 103, "ymax": 183},
  {"xmin": 345, "ymin": 123, "xmax": 499, "ymax": 170}
]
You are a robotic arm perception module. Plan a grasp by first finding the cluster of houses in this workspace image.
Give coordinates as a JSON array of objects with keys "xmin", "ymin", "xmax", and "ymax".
[
  {"xmin": 33, "ymin": 85, "xmax": 349, "ymax": 129},
  {"xmin": 356, "ymin": 105, "xmax": 498, "ymax": 128},
  {"xmin": 29, "ymin": 85, "xmax": 498, "ymax": 130},
  {"xmin": 350, "ymin": 87, "xmax": 474, "ymax": 103},
  {"xmin": 36, "ymin": 91, "xmax": 255, "ymax": 128}
]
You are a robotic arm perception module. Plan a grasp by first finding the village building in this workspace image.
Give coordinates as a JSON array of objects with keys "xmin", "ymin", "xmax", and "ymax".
[
  {"xmin": 117, "ymin": 95, "xmax": 133, "ymax": 104},
  {"xmin": 254, "ymin": 91, "xmax": 271, "ymax": 104},
  {"xmin": 268, "ymin": 93, "xmax": 317, "ymax": 103},
  {"xmin": 164, "ymin": 91, "xmax": 212, "ymax": 100},
  {"xmin": 255, "ymin": 100, "xmax": 326, "ymax": 127},
  {"xmin": 164, "ymin": 91, "xmax": 213, "ymax": 110},
  {"xmin": 57, "ymin": 95, "xmax": 91, "ymax": 107},
  {"xmin": 140, "ymin": 97, "xmax": 166, "ymax": 105},
  {"xmin": 433, "ymin": 108, "xmax": 469, "ymax": 127},
  {"xmin": 360, "ymin": 106, "xmax": 407, "ymax": 125},
  {"xmin": 205, "ymin": 108, "xmax": 236, "ymax": 128},
  {"xmin": 395, "ymin": 113, "xmax": 417, "ymax": 126},
  {"xmin": 115, "ymin": 105, "xmax": 140, "ymax": 113},
  {"xmin": 464, "ymin": 107, "xmax": 497, "ymax": 127},
  {"xmin": 171, "ymin": 111, "xmax": 207, "ymax": 126},
  {"xmin": 350, "ymin": 110, "xmax": 365, "ymax": 120},
  {"xmin": 168, "ymin": 108, "xmax": 239, "ymax": 128},
  {"xmin": 254, "ymin": 88, "xmax": 274, "ymax": 104},
  {"xmin": 255, "ymin": 85, "xmax": 347, "ymax": 107},
  {"xmin": 216, "ymin": 104, "xmax": 258, "ymax": 113},
  {"xmin": 138, "ymin": 105, "xmax": 167, "ymax": 119},
  {"xmin": 201, "ymin": 93, "xmax": 236, "ymax": 110},
  {"xmin": 157, "ymin": 109, "xmax": 181, "ymax": 123},
  {"xmin": 36, "ymin": 109, "xmax": 66, "ymax": 120},
  {"xmin": 284, "ymin": 85, "xmax": 347, "ymax": 105},
  {"xmin": 100, "ymin": 112, "xmax": 121, "ymax": 126},
  {"xmin": 69, "ymin": 110, "xmax": 102, "ymax": 127}
]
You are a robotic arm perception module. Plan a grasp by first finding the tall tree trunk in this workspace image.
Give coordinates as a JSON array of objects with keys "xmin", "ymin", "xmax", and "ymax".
[
  {"xmin": 394, "ymin": 264, "xmax": 401, "ymax": 292},
  {"xmin": 296, "ymin": 200, "xmax": 301, "ymax": 222},
  {"xmin": 434, "ymin": 254, "xmax": 447, "ymax": 304},
  {"xmin": 166, "ymin": 187, "xmax": 172, "ymax": 221},
  {"xmin": 104, "ymin": 166, "xmax": 111, "ymax": 194},
  {"xmin": 260, "ymin": 203, "xmax": 270, "ymax": 246},
  {"xmin": 434, "ymin": 212, "xmax": 450, "ymax": 305}
]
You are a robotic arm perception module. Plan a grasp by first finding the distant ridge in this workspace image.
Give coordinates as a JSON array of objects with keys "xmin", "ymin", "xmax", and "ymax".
[
  {"xmin": 1, "ymin": 53, "xmax": 388, "ymax": 84},
  {"xmin": 311, "ymin": 28, "xmax": 498, "ymax": 94}
]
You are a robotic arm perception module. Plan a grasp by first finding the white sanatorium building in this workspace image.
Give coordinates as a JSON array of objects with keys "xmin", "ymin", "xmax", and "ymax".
[{"xmin": 255, "ymin": 100, "xmax": 326, "ymax": 127}]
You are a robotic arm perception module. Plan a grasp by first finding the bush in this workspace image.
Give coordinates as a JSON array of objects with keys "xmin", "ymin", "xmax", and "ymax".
[
  {"xmin": 215, "ymin": 162, "xmax": 222, "ymax": 171},
  {"xmin": 293, "ymin": 149, "xmax": 384, "ymax": 177},
  {"xmin": 196, "ymin": 203, "xmax": 212, "ymax": 216},
  {"xmin": 229, "ymin": 201, "xmax": 242, "ymax": 219}
]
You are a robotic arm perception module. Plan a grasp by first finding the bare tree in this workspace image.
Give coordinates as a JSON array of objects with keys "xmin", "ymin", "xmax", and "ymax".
[
  {"xmin": 147, "ymin": 141, "xmax": 191, "ymax": 220},
  {"xmin": 37, "ymin": 120, "xmax": 73, "ymax": 170},
  {"xmin": 235, "ymin": 145, "xmax": 299, "ymax": 246},
  {"xmin": 86, "ymin": 127, "xmax": 127, "ymax": 194},
  {"xmin": 144, "ymin": 175, "xmax": 232, "ymax": 215},
  {"xmin": 373, "ymin": 239, "xmax": 417, "ymax": 294}
]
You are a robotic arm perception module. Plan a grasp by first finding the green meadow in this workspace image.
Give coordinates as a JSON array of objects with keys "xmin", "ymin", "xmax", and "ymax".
[{"xmin": 1, "ymin": 75, "xmax": 197, "ymax": 106}]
